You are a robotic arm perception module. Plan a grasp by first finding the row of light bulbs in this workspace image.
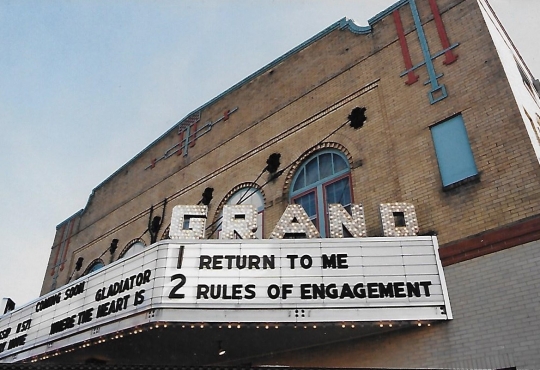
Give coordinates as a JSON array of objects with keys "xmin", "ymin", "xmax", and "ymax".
[{"xmin": 27, "ymin": 320, "xmax": 432, "ymax": 363}]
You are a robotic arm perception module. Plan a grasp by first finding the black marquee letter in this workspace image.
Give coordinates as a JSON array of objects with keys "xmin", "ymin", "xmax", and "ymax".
[{"xmin": 169, "ymin": 274, "xmax": 186, "ymax": 299}]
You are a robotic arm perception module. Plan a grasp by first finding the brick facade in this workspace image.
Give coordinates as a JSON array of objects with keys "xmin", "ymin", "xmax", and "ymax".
[{"xmin": 36, "ymin": 0, "xmax": 540, "ymax": 367}]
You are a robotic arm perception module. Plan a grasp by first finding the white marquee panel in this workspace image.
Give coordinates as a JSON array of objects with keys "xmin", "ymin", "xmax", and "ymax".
[{"xmin": 0, "ymin": 237, "xmax": 451, "ymax": 363}]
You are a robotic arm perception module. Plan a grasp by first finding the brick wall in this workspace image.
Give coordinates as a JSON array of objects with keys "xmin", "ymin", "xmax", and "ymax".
[{"xmin": 42, "ymin": 0, "xmax": 540, "ymax": 317}]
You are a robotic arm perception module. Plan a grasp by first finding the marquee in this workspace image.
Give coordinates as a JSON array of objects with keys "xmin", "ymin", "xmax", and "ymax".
[{"xmin": 0, "ymin": 235, "xmax": 451, "ymax": 363}]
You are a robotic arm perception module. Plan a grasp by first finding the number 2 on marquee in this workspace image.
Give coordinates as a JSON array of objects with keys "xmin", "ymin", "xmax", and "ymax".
[{"xmin": 168, "ymin": 274, "xmax": 186, "ymax": 299}]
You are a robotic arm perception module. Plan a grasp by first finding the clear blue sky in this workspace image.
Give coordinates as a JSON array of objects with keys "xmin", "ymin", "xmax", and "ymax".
[{"xmin": 1, "ymin": 0, "xmax": 539, "ymax": 306}]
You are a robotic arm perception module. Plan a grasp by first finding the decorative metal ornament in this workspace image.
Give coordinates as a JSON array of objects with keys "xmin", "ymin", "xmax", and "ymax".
[
  {"xmin": 169, "ymin": 205, "xmax": 208, "ymax": 240},
  {"xmin": 220, "ymin": 205, "xmax": 258, "ymax": 239},
  {"xmin": 394, "ymin": 0, "xmax": 459, "ymax": 104},
  {"xmin": 270, "ymin": 204, "xmax": 320, "ymax": 239},
  {"xmin": 145, "ymin": 108, "xmax": 238, "ymax": 170},
  {"xmin": 379, "ymin": 203, "xmax": 419, "ymax": 237},
  {"xmin": 148, "ymin": 200, "xmax": 167, "ymax": 244},
  {"xmin": 348, "ymin": 107, "xmax": 367, "ymax": 129},
  {"xmin": 328, "ymin": 204, "xmax": 367, "ymax": 238}
]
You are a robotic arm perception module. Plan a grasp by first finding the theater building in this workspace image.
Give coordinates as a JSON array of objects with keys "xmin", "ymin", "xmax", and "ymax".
[{"xmin": 2, "ymin": 0, "xmax": 540, "ymax": 368}]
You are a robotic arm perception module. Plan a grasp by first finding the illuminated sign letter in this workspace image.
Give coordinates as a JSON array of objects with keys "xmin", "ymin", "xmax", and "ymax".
[
  {"xmin": 221, "ymin": 205, "xmax": 258, "ymax": 239},
  {"xmin": 328, "ymin": 204, "xmax": 367, "ymax": 238},
  {"xmin": 379, "ymin": 203, "xmax": 419, "ymax": 237},
  {"xmin": 169, "ymin": 205, "xmax": 208, "ymax": 240},
  {"xmin": 270, "ymin": 204, "xmax": 320, "ymax": 239}
]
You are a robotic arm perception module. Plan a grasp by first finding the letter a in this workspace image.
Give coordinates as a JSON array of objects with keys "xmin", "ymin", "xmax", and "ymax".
[{"xmin": 270, "ymin": 204, "xmax": 320, "ymax": 239}]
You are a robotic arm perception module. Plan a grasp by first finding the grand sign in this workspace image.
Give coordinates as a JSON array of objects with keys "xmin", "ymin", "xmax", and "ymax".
[
  {"xmin": 170, "ymin": 202, "xmax": 420, "ymax": 240},
  {"xmin": 0, "ymin": 204, "xmax": 452, "ymax": 363}
]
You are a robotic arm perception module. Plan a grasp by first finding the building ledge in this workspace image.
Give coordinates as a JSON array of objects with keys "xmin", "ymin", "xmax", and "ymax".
[{"xmin": 440, "ymin": 214, "xmax": 540, "ymax": 266}]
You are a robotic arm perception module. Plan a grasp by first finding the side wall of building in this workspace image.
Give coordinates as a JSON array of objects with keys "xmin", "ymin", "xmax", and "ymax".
[{"xmin": 478, "ymin": 0, "xmax": 540, "ymax": 163}]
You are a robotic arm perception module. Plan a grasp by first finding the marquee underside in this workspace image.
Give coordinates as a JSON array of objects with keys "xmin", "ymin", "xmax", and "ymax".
[{"xmin": 32, "ymin": 317, "xmax": 428, "ymax": 365}]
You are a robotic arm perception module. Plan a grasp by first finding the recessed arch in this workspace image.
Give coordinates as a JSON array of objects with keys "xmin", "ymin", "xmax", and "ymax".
[
  {"xmin": 161, "ymin": 225, "xmax": 170, "ymax": 241},
  {"xmin": 283, "ymin": 142, "xmax": 353, "ymax": 197},
  {"xmin": 83, "ymin": 259, "xmax": 105, "ymax": 276},
  {"xmin": 210, "ymin": 182, "xmax": 266, "ymax": 239},
  {"xmin": 288, "ymin": 146, "xmax": 354, "ymax": 237},
  {"xmin": 118, "ymin": 238, "xmax": 147, "ymax": 260}
]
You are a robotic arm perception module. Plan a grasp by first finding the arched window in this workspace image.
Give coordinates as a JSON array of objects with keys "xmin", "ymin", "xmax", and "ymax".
[
  {"xmin": 84, "ymin": 259, "xmax": 105, "ymax": 275},
  {"xmin": 119, "ymin": 239, "xmax": 146, "ymax": 259},
  {"xmin": 217, "ymin": 187, "xmax": 265, "ymax": 239},
  {"xmin": 290, "ymin": 150, "xmax": 352, "ymax": 237}
]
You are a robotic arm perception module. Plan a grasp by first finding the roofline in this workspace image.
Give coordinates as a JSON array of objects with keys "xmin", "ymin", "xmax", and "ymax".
[
  {"xmin": 79, "ymin": 1, "xmax": 406, "ymax": 218},
  {"xmin": 369, "ymin": 0, "xmax": 409, "ymax": 24},
  {"xmin": 480, "ymin": 0, "xmax": 536, "ymax": 78}
]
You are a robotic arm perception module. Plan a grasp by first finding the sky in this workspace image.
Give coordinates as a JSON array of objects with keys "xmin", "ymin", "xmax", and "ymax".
[{"xmin": 1, "ymin": 0, "xmax": 539, "ymax": 307}]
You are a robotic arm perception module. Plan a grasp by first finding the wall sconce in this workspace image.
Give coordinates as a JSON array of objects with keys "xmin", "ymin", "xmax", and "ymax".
[
  {"xmin": 109, "ymin": 239, "xmax": 118, "ymax": 255},
  {"xmin": 199, "ymin": 187, "xmax": 214, "ymax": 206},
  {"xmin": 75, "ymin": 257, "xmax": 84, "ymax": 271},
  {"xmin": 265, "ymin": 153, "xmax": 281, "ymax": 173},
  {"xmin": 348, "ymin": 107, "xmax": 367, "ymax": 129}
]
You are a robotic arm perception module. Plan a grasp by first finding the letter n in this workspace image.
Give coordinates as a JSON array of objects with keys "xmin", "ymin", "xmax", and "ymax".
[{"xmin": 328, "ymin": 204, "xmax": 367, "ymax": 238}]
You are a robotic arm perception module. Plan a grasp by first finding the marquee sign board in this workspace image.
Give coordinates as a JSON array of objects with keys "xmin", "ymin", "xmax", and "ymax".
[{"xmin": 0, "ymin": 237, "xmax": 451, "ymax": 363}]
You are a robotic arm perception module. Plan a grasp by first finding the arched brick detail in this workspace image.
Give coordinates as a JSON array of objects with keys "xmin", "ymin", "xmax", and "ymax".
[
  {"xmin": 118, "ymin": 238, "xmax": 147, "ymax": 259},
  {"xmin": 208, "ymin": 182, "xmax": 266, "ymax": 239},
  {"xmin": 282, "ymin": 142, "xmax": 353, "ymax": 197},
  {"xmin": 161, "ymin": 225, "xmax": 170, "ymax": 240},
  {"xmin": 83, "ymin": 258, "xmax": 105, "ymax": 276}
]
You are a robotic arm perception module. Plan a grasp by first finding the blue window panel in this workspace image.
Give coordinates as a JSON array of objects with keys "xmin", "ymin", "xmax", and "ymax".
[
  {"xmin": 88, "ymin": 261, "xmax": 105, "ymax": 273},
  {"xmin": 319, "ymin": 153, "xmax": 333, "ymax": 179},
  {"xmin": 293, "ymin": 168, "xmax": 305, "ymax": 191},
  {"xmin": 294, "ymin": 192, "xmax": 317, "ymax": 218},
  {"xmin": 333, "ymin": 153, "xmax": 348, "ymax": 173},
  {"xmin": 325, "ymin": 177, "xmax": 351, "ymax": 206},
  {"xmin": 305, "ymin": 158, "xmax": 319, "ymax": 186},
  {"xmin": 431, "ymin": 115, "xmax": 478, "ymax": 187},
  {"xmin": 293, "ymin": 191, "xmax": 318, "ymax": 230}
]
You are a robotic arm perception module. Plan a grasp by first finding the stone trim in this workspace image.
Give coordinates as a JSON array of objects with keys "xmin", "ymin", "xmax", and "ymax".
[{"xmin": 440, "ymin": 214, "xmax": 540, "ymax": 266}]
